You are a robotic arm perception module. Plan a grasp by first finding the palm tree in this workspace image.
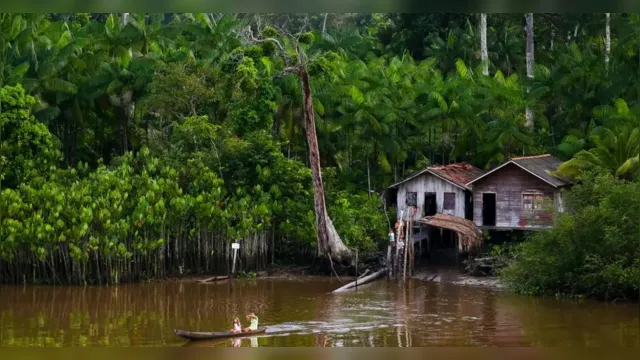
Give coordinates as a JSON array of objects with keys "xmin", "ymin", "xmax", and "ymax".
[
  {"xmin": 489, "ymin": 20, "xmax": 523, "ymax": 76},
  {"xmin": 126, "ymin": 13, "xmax": 180, "ymax": 58},
  {"xmin": 424, "ymin": 23, "xmax": 476, "ymax": 74},
  {"xmin": 183, "ymin": 13, "xmax": 242, "ymax": 64},
  {"xmin": 23, "ymin": 19, "xmax": 87, "ymax": 165},
  {"xmin": 472, "ymin": 67, "xmax": 533, "ymax": 167},
  {"xmin": 0, "ymin": 14, "xmax": 33, "ymax": 87},
  {"xmin": 89, "ymin": 14, "xmax": 162, "ymax": 155},
  {"xmin": 556, "ymin": 125, "xmax": 640, "ymax": 180}
]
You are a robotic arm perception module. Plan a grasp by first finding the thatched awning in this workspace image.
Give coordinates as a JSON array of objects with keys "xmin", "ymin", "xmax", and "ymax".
[{"xmin": 417, "ymin": 214, "xmax": 483, "ymax": 252}]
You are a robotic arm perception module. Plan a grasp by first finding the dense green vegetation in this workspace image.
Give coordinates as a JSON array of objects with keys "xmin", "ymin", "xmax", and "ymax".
[
  {"xmin": 499, "ymin": 171, "xmax": 640, "ymax": 301},
  {"xmin": 1, "ymin": 13, "xmax": 640, "ymax": 289}
]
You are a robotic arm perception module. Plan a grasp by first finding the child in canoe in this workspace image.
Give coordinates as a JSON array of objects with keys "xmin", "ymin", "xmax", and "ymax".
[
  {"xmin": 230, "ymin": 317, "xmax": 242, "ymax": 333},
  {"xmin": 243, "ymin": 313, "xmax": 259, "ymax": 332}
]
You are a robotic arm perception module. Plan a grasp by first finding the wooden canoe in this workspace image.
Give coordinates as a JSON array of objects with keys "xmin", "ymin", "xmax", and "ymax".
[{"xmin": 173, "ymin": 327, "xmax": 267, "ymax": 341}]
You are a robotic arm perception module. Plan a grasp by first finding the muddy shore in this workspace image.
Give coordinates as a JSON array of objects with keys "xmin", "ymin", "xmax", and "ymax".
[
  {"xmin": 165, "ymin": 264, "xmax": 505, "ymax": 291},
  {"xmin": 412, "ymin": 267, "xmax": 506, "ymax": 289}
]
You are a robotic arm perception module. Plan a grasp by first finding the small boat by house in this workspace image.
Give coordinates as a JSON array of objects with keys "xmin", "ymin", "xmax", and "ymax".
[{"xmin": 173, "ymin": 327, "xmax": 267, "ymax": 341}]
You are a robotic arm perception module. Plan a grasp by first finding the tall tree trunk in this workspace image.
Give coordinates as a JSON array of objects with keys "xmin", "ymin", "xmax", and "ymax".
[
  {"xmin": 367, "ymin": 155, "xmax": 371, "ymax": 198},
  {"xmin": 480, "ymin": 13, "xmax": 488, "ymax": 76},
  {"xmin": 525, "ymin": 13, "xmax": 535, "ymax": 130},
  {"xmin": 605, "ymin": 13, "xmax": 611, "ymax": 72},
  {"xmin": 122, "ymin": 90, "xmax": 135, "ymax": 154},
  {"xmin": 322, "ymin": 13, "xmax": 329, "ymax": 33},
  {"xmin": 298, "ymin": 60, "xmax": 351, "ymax": 261}
]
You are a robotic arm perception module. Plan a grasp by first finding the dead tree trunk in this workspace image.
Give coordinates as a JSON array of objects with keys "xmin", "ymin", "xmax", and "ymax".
[
  {"xmin": 332, "ymin": 269, "xmax": 385, "ymax": 293},
  {"xmin": 298, "ymin": 61, "xmax": 351, "ymax": 261}
]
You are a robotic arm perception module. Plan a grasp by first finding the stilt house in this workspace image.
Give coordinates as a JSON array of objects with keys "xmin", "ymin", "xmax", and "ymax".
[
  {"xmin": 383, "ymin": 155, "xmax": 572, "ymax": 266},
  {"xmin": 385, "ymin": 163, "xmax": 485, "ymax": 263},
  {"xmin": 465, "ymin": 154, "xmax": 572, "ymax": 230}
]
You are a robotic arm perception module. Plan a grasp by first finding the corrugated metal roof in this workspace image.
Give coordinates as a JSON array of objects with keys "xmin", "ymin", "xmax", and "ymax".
[
  {"xmin": 388, "ymin": 163, "xmax": 485, "ymax": 190},
  {"xmin": 512, "ymin": 154, "xmax": 572, "ymax": 187},
  {"xmin": 466, "ymin": 154, "xmax": 572, "ymax": 188}
]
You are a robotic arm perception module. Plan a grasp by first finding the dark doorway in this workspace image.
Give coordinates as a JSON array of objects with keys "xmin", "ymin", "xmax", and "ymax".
[
  {"xmin": 385, "ymin": 188, "xmax": 398, "ymax": 208},
  {"xmin": 464, "ymin": 191, "xmax": 473, "ymax": 221},
  {"xmin": 482, "ymin": 193, "xmax": 496, "ymax": 226},
  {"xmin": 424, "ymin": 193, "xmax": 437, "ymax": 216}
]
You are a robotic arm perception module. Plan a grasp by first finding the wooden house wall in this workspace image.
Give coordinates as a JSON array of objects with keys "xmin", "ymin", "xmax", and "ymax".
[
  {"xmin": 396, "ymin": 174, "xmax": 466, "ymax": 221},
  {"xmin": 472, "ymin": 163, "xmax": 559, "ymax": 229}
]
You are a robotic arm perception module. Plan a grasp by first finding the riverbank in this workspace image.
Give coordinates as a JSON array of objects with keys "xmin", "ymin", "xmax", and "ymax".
[
  {"xmin": 412, "ymin": 267, "xmax": 506, "ymax": 290},
  {"xmin": 166, "ymin": 264, "xmax": 505, "ymax": 292},
  {"xmin": 164, "ymin": 264, "xmax": 362, "ymax": 283}
]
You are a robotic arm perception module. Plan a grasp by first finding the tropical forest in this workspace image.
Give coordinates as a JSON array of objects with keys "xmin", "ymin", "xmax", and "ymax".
[{"xmin": 1, "ymin": 13, "xmax": 640, "ymax": 305}]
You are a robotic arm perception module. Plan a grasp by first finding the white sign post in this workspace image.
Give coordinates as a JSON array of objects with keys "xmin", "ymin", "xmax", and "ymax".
[{"xmin": 231, "ymin": 242, "xmax": 240, "ymax": 275}]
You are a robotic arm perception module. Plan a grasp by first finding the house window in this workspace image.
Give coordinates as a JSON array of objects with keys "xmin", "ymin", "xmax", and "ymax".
[
  {"xmin": 522, "ymin": 192, "xmax": 544, "ymax": 210},
  {"xmin": 443, "ymin": 192, "xmax": 455, "ymax": 210},
  {"xmin": 406, "ymin": 192, "xmax": 417, "ymax": 206}
]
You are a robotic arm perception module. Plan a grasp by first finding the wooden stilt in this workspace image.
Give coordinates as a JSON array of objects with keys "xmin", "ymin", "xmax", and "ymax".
[
  {"xmin": 355, "ymin": 248, "xmax": 359, "ymax": 290},
  {"xmin": 409, "ymin": 233, "xmax": 414, "ymax": 277},
  {"xmin": 386, "ymin": 245, "xmax": 392, "ymax": 279},
  {"xmin": 395, "ymin": 241, "xmax": 400, "ymax": 279},
  {"xmin": 395, "ymin": 214, "xmax": 405, "ymax": 280},
  {"xmin": 419, "ymin": 230, "xmax": 422, "ymax": 256},
  {"xmin": 455, "ymin": 233, "xmax": 459, "ymax": 267},
  {"xmin": 403, "ymin": 213, "xmax": 410, "ymax": 281}
]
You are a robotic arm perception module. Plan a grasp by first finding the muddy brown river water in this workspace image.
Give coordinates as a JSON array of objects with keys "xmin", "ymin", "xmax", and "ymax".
[{"xmin": 0, "ymin": 277, "xmax": 638, "ymax": 347}]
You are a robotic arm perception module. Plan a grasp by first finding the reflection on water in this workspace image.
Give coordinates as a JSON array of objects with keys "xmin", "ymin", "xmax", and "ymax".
[{"xmin": 0, "ymin": 277, "xmax": 638, "ymax": 347}]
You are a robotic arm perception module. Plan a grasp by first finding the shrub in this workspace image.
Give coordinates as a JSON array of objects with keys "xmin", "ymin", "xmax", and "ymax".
[{"xmin": 499, "ymin": 172, "xmax": 640, "ymax": 301}]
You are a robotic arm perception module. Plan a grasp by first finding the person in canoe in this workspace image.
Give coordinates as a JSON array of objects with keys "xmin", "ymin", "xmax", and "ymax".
[
  {"xmin": 243, "ymin": 313, "xmax": 259, "ymax": 332},
  {"xmin": 230, "ymin": 317, "xmax": 242, "ymax": 333}
]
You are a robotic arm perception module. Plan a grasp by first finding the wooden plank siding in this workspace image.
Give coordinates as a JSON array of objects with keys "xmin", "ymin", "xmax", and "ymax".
[
  {"xmin": 472, "ymin": 163, "xmax": 560, "ymax": 230},
  {"xmin": 396, "ymin": 173, "xmax": 467, "ymax": 221}
]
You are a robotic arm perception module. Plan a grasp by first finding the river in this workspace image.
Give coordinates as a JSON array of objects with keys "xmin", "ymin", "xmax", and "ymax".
[{"xmin": 0, "ymin": 276, "xmax": 638, "ymax": 347}]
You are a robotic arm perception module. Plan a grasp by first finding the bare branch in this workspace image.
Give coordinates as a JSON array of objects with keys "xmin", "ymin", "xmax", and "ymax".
[
  {"xmin": 300, "ymin": 13, "xmax": 311, "ymax": 34},
  {"xmin": 241, "ymin": 25, "xmax": 285, "ymax": 54},
  {"xmin": 275, "ymin": 66, "xmax": 299, "ymax": 78}
]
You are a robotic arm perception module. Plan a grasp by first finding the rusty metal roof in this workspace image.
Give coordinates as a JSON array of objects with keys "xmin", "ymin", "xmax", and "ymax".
[
  {"xmin": 428, "ymin": 163, "xmax": 486, "ymax": 189},
  {"xmin": 388, "ymin": 163, "xmax": 485, "ymax": 190}
]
